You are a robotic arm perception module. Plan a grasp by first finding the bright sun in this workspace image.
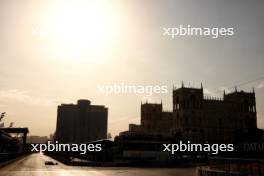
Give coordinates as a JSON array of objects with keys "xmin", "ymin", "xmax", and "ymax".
[{"xmin": 42, "ymin": 0, "xmax": 117, "ymax": 62}]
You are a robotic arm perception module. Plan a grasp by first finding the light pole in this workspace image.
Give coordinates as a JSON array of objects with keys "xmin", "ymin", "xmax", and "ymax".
[{"xmin": 0, "ymin": 112, "xmax": 6, "ymax": 122}]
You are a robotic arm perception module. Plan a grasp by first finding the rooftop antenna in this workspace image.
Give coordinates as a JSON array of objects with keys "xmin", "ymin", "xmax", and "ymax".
[{"xmin": 173, "ymin": 84, "xmax": 176, "ymax": 91}]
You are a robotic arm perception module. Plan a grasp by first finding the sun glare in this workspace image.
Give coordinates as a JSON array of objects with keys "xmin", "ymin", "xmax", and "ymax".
[{"xmin": 43, "ymin": 0, "xmax": 117, "ymax": 62}]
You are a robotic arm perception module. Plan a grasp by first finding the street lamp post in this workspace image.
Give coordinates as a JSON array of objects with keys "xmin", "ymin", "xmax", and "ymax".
[{"xmin": 0, "ymin": 112, "xmax": 6, "ymax": 122}]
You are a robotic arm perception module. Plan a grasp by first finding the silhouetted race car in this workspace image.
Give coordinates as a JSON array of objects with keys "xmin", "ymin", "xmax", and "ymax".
[{"xmin": 44, "ymin": 161, "xmax": 58, "ymax": 165}]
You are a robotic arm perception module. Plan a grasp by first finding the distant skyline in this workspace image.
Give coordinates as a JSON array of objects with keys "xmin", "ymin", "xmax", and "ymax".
[{"xmin": 0, "ymin": 0, "xmax": 264, "ymax": 137}]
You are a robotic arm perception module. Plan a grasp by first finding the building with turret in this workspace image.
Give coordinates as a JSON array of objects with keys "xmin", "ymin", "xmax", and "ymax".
[{"xmin": 129, "ymin": 83, "xmax": 257, "ymax": 143}]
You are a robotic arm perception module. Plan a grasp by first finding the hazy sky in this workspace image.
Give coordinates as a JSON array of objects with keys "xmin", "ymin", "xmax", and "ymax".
[{"xmin": 0, "ymin": 0, "xmax": 264, "ymax": 137}]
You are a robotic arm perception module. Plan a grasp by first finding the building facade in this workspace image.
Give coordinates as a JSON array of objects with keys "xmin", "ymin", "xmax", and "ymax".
[
  {"xmin": 129, "ymin": 84, "xmax": 257, "ymax": 143},
  {"xmin": 55, "ymin": 99, "xmax": 108, "ymax": 143},
  {"xmin": 129, "ymin": 103, "xmax": 173, "ymax": 134}
]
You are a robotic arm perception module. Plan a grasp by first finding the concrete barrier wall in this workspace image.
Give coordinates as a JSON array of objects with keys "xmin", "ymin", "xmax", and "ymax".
[
  {"xmin": 197, "ymin": 163, "xmax": 264, "ymax": 176},
  {"xmin": 0, "ymin": 153, "xmax": 30, "ymax": 168},
  {"xmin": 196, "ymin": 167, "xmax": 246, "ymax": 176},
  {"xmin": 0, "ymin": 153, "xmax": 29, "ymax": 163}
]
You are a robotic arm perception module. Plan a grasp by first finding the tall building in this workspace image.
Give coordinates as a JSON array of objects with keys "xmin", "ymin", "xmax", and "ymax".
[
  {"xmin": 55, "ymin": 99, "xmax": 108, "ymax": 143},
  {"xmin": 129, "ymin": 84, "xmax": 258, "ymax": 143}
]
